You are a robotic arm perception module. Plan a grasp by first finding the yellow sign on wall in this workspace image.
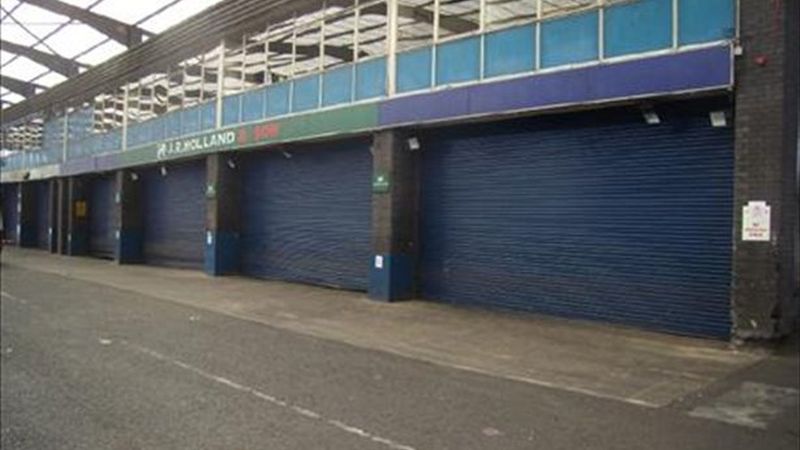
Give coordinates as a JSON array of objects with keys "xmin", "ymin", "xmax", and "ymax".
[{"xmin": 74, "ymin": 200, "xmax": 87, "ymax": 218}]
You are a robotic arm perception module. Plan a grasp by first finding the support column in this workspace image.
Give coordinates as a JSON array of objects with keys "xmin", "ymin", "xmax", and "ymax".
[
  {"xmin": 47, "ymin": 179, "xmax": 58, "ymax": 253},
  {"xmin": 732, "ymin": 0, "xmax": 799, "ymax": 339},
  {"xmin": 17, "ymin": 182, "xmax": 37, "ymax": 247},
  {"xmin": 115, "ymin": 169, "xmax": 143, "ymax": 263},
  {"xmin": 368, "ymin": 130, "xmax": 419, "ymax": 301},
  {"xmin": 66, "ymin": 177, "xmax": 89, "ymax": 256},
  {"xmin": 55, "ymin": 178, "xmax": 69, "ymax": 254},
  {"xmin": 204, "ymin": 153, "xmax": 240, "ymax": 275}
]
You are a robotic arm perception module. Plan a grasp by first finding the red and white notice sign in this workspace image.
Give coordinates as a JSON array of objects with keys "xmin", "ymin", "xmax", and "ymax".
[{"xmin": 742, "ymin": 201, "xmax": 771, "ymax": 242}]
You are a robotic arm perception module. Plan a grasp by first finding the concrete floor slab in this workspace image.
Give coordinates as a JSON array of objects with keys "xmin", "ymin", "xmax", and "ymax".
[{"xmin": 1, "ymin": 247, "xmax": 765, "ymax": 408}]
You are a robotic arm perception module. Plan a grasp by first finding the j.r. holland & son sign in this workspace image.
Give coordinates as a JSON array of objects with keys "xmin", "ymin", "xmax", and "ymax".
[
  {"xmin": 155, "ymin": 122, "xmax": 281, "ymax": 161},
  {"xmin": 156, "ymin": 131, "xmax": 237, "ymax": 160}
]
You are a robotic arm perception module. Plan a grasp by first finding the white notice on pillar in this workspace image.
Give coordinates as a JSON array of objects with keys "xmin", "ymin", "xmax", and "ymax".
[
  {"xmin": 374, "ymin": 255, "xmax": 384, "ymax": 269},
  {"xmin": 742, "ymin": 201, "xmax": 771, "ymax": 242}
]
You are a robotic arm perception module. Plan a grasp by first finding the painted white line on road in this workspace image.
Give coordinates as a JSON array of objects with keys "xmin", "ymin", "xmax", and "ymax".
[
  {"xmin": 123, "ymin": 341, "xmax": 417, "ymax": 450},
  {"xmin": 1, "ymin": 290, "xmax": 26, "ymax": 304}
]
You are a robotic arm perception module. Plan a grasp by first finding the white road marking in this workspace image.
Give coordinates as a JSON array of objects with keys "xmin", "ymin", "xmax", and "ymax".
[
  {"xmin": 689, "ymin": 382, "xmax": 800, "ymax": 429},
  {"xmin": 124, "ymin": 341, "xmax": 416, "ymax": 450},
  {"xmin": 1, "ymin": 290, "xmax": 26, "ymax": 304}
]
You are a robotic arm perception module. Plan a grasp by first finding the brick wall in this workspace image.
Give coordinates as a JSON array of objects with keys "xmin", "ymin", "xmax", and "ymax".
[{"xmin": 732, "ymin": 0, "xmax": 799, "ymax": 339}]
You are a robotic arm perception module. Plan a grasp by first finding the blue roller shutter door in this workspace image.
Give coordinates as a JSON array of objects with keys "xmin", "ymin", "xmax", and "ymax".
[
  {"xmin": 420, "ymin": 102, "xmax": 733, "ymax": 338},
  {"xmin": 241, "ymin": 140, "xmax": 372, "ymax": 290},
  {"xmin": 35, "ymin": 181, "xmax": 51, "ymax": 250},
  {"xmin": 142, "ymin": 160, "xmax": 206, "ymax": 269},
  {"xmin": 89, "ymin": 175, "xmax": 116, "ymax": 258},
  {"xmin": 2, "ymin": 184, "xmax": 19, "ymax": 244}
]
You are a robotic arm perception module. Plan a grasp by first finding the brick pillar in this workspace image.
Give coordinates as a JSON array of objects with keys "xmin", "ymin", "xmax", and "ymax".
[
  {"xmin": 368, "ymin": 130, "xmax": 420, "ymax": 301},
  {"xmin": 66, "ymin": 177, "xmax": 89, "ymax": 256},
  {"xmin": 48, "ymin": 179, "xmax": 58, "ymax": 253},
  {"xmin": 55, "ymin": 179, "xmax": 69, "ymax": 254},
  {"xmin": 204, "ymin": 153, "xmax": 240, "ymax": 275},
  {"xmin": 17, "ymin": 182, "xmax": 37, "ymax": 247},
  {"xmin": 115, "ymin": 169, "xmax": 143, "ymax": 263},
  {"xmin": 732, "ymin": 0, "xmax": 800, "ymax": 340}
]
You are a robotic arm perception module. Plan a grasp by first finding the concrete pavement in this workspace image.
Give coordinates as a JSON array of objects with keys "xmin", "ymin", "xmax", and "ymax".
[
  {"xmin": 1, "ymin": 248, "xmax": 798, "ymax": 449},
  {"xmin": 2, "ymin": 247, "xmax": 764, "ymax": 407}
]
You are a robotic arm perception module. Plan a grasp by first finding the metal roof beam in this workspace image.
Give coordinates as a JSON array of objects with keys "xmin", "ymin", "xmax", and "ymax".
[
  {"xmin": 20, "ymin": 0, "xmax": 153, "ymax": 46},
  {"xmin": 1, "ymin": 40, "xmax": 87, "ymax": 77},
  {"xmin": 1, "ymin": 76, "xmax": 45, "ymax": 98}
]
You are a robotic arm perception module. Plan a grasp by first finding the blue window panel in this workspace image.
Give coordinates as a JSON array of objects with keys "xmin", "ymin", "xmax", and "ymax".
[
  {"xmin": 541, "ymin": 11, "xmax": 599, "ymax": 68},
  {"xmin": 397, "ymin": 47, "xmax": 432, "ymax": 93},
  {"xmin": 182, "ymin": 106, "xmax": 201, "ymax": 135},
  {"xmin": 355, "ymin": 57, "xmax": 386, "ymax": 100},
  {"xmin": 151, "ymin": 117, "xmax": 165, "ymax": 142},
  {"xmin": 436, "ymin": 36, "xmax": 481, "ymax": 85},
  {"xmin": 292, "ymin": 75, "xmax": 320, "ymax": 113},
  {"xmin": 136, "ymin": 122, "xmax": 148, "ymax": 146},
  {"xmin": 679, "ymin": 0, "xmax": 735, "ymax": 45},
  {"xmin": 110, "ymin": 130, "xmax": 121, "ymax": 150},
  {"xmin": 125, "ymin": 125, "xmax": 136, "ymax": 148},
  {"xmin": 200, "ymin": 102, "xmax": 216, "ymax": 130},
  {"xmin": 242, "ymin": 89, "xmax": 265, "ymax": 122},
  {"xmin": 222, "ymin": 95, "xmax": 241, "ymax": 126},
  {"xmin": 266, "ymin": 83, "xmax": 290, "ymax": 117},
  {"xmin": 322, "ymin": 65, "xmax": 353, "ymax": 107},
  {"xmin": 484, "ymin": 24, "xmax": 536, "ymax": 78},
  {"xmin": 165, "ymin": 111, "xmax": 182, "ymax": 138},
  {"xmin": 605, "ymin": 0, "xmax": 671, "ymax": 57}
]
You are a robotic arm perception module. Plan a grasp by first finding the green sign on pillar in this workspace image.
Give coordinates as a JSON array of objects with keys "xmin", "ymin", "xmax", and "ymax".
[
  {"xmin": 206, "ymin": 183, "xmax": 217, "ymax": 199},
  {"xmin": 372, "ymin": 172, "xmax": 390, "ymax": 194}
]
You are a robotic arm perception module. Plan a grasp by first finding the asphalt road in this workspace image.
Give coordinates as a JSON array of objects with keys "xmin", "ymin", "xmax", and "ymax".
[{"xmin": 1, "ymin": 262, "xmax": 798, "ymax": 450}]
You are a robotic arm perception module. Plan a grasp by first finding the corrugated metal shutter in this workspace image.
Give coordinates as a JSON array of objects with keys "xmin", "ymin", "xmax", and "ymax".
[
  {"xmin": 419, "ymin": 101, "xmax": 733, "ymax": 338},
  {"xmin": 89, "ymin": 175, "xmax": 116, "ymax": 258},
  {"xmin": 241, "ymin": 139, "xmax": 372, "ymax": 290},
  {"xmin": 35, "ymin": 181, "xmax": 51, "ymax": 250},
  {"xmin": 141, "ymin": 159, "xmax": 206, "ymax": 269},
  {"xmin": 2, "ymin": 184, "xmax": 19, "ymax": 244}
]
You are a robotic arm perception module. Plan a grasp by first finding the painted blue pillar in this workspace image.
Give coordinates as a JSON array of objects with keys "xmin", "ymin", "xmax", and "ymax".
[
  {"xmin": 204, "ymin": 153, "xmax": 240, "ymax": 276},
  {"xmin": 66, "ymin": 177, "xmax": 89, "ymax": 256},
  {"xmin": 114, "ymin": 169, "xmax": 143, "ymax": 263},
  {"xmin": 368, "ymin": 130, "xmax": 419, "ymax": 301}
]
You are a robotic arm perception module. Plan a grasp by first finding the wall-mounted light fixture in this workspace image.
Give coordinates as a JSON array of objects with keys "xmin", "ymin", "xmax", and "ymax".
[
  {"xmin": 642, "ymin": 109, "xmax": 661, "ymax": 125},
  {"xmin": 282, "ymin": 151, "xmax": 292, "ymax": 159},
  {"xmin": 160, "ymin": 166, "xmax": 168, "ymax": 176},
  {"xmin": 709, "ymin": 111, "xmax": 728, "ymax": 128},
  {"xmin": 130, "ymin": 172, "xmax": 139, "ymax": 181},
  {"xmin": 407, "ymin": 137, "xmax": 420, "ymax": 151},
  {"xmin": 227, "ymin": 158, "xmax": 236, "ymax": 169}
]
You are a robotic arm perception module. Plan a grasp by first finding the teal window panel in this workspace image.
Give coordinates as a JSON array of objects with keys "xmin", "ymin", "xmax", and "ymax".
[
  {"xmin": 151, "ymin": 116, "xmax": 165, "ymax": 142},
  {"xmin": 484, "ymin": 24, "xmax": 536, "ymax": 78},
  {"xmin": 126, "ymin": 124, "xmax": 137, "ymax": 147},
  {"xmin": 397, "ymin": 47, "xmax": 432, "ymax": 93},
  {"xmin": 165, "ymin": 111, "xmax": 182, "ymax": 138},
  {"xmin": 292, "ymin": 75, "xmax": 321, "ymax": 112},
  {"xmin": 242, "ymin": 89, "xmax": 264, "ymax": 122},
  {"xmin": 110, "ymin": 130, "xmax": 121, "ymax": 150},
  {"xmin": 605, "ymin": 0, "xmax": 672, "ymax": 57},
  {"xmin": 266, "ymin": 83, "xmax": 290, "ymax": 117},
  {"xmin": 182, "ymin": 106, "xmax": 201, "ymax": 135},
  {"xmin": 436, "ymin": 36, "xmax": 481, "ymax": 85},
  {"xmin": 222, "ymin": 95, "xmax": 241, "ymax": 126},
  {"xmin": 541, "ymin": 10, "xmax": 599, "ymax": 68},
  {"xmin": 323, "ymin": 65, "xmax": 353, "ymax": 106},
  {"xmin": 201, "ymin": 102, "xmax": 216, "ymax": 130},
  {"xmin": 356, "ymin": 57, "xmax": 386, "ymax": 100},
  {"xmin": 679, "ymin": 0, "xmax": 735, "ymax": 44}
]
